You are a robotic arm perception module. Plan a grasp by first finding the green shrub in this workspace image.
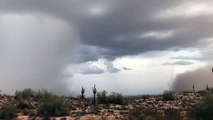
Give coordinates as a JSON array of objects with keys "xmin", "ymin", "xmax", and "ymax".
[
  {"xmin": 108, "ymin": 92, "xmax": 124, "ymax": 105},
  {"xmin": 141, "ymin": 95, "xmax": 151, "ymax": 99},
  {"xmin": 143, "ymin": 108, "xmax": 164, "ymax": 120},
  {"xmin": 15, "ymin": 88, "xmax": 35, "ymax": 110},
  {"xmin": 15, "ymin": 88, "xmax": 35, "ymax": 100},
  {"xmin": 16, "ymin": 99, "xmax": 33, "ymax": 110},
  {"xmin": 208, "ymin": 87, "xmax": 213, "ymax": 93},
  {"xmin": 97, "ymin": 90, "xmax": 125, "ymax": 105},
  {"xmin": 37, "ymin": 90, "xmax": 71, "ymax": 117},
  {"xmin": 97, "ymin": 90, "xmax": 108, "ymax": 104},
  {"xmin": 189, "ymin": 92, "xmax": 213, "ymax": 120},
  {"xmin": 128, "ymin": 107, "xmax": 164, "ymax": 120},
  {"xmin": 128, "ymin": 107, "xmax": 145, "ymax": 120},
  {"xmin": 163, "ymin": 90, "xmax": 175, "ymax": 101},
  {"xmin": 0, "ymin": 101, "xmax": 18, "ymax": 119},
  {"xmin": 164, "ymin": 109, "xmax": 182, "ymax": 120}
]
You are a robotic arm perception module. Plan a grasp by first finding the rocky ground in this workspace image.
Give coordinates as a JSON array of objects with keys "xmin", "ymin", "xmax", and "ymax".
[{"xmin": 0, "ymin": 91, "xmax": 205, "ymax": 120}]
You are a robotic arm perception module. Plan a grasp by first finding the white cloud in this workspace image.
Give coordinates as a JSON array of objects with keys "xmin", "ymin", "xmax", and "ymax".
[
  {"xmin": 65, "ymin": 62, "xmax": 104, "ymax": 75},
  {"xmin": 156, "ymin": 2, "xmax": 213, "ymax": 19},
  {"xmin": 87, "ymin": 4, "xmax": 109, "ymax": 17},
  {"xmin": 104, "ymin": 60, "xmax": 121, "ymax": 73},
  {"xmin": 80, "ymin": 66, "xmax": 104, "ymax": 75},
  {"xmin": 122, "ymin": 67, "xmax": 132, "ymax": 70},
  {"xmin": 162, "ymin": 61, "xmax": 194, "ymax": 66},
  {"xmin": 139, "ymin": 30, "xmax": 175, "ymax": 40}
]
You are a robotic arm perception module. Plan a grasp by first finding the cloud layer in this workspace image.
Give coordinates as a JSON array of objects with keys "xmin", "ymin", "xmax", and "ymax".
[
  {"xmin": 1, "ymin": 0, "xmax": 213, "ymax": 62},
  {"xmin": 0, "ymin": 0, "xmax": 213, "ymax": 95},
  {"xmin": 162, "ymin": 61, "xmax": 194, "ymax": 66}
]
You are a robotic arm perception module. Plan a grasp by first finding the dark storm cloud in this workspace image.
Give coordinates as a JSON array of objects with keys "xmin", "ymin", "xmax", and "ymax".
[
  {"xmin": 162, "ymin": 61, "xmax": 194, "ymax": 66},
  {"xmin": 1, "ymin": 0, "xmax": 213, "ymax": 62},
  {"xmin": 0, "ymin": 0, "xmax": 213, "ymax": 94},
  {"xmin": 72, "ymin": 45, "xmax": 107, "ymax": 63},
  {"xmin": 71, "ymin": 0, "xmax": 213, "ymax": 60}
]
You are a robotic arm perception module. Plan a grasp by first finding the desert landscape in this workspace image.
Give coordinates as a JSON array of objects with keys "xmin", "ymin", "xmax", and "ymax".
[
  {"xmin": 0, "ymin": 88, "xmax": 212, "ymax": 120},
  {"xmin": 1, "ymin": 0, "xmax": 213, "ymax": 120}
]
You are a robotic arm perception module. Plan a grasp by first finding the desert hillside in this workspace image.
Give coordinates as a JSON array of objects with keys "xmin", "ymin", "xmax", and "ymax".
[{"xmin": 0, "ymin": 89, "xmax": 211, "ymax": 120}]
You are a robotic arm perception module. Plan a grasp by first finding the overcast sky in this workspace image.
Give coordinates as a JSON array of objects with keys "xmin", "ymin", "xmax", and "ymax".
[{"xmin": 0, "ymin": 0, "xmax": 213, "ymax": 96}]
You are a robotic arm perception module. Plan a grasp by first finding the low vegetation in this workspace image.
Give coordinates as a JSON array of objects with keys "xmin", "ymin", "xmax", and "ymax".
[
  {"xmin": 163, "ymin": 90, "xmax": 175, "ymax": 101},
  {"xmin": 14, "ymin": 89, "xmax": 72, "ymax": 117},
  {"xmin": 0, "ymin": 101, "xmax": 18, "ymax": 119},
  {"xmin": 1, "ymin": 87, "xmax": 213, "ymax": 119},
  {"xmin": 189, "ymin": 89, "xmax": 213, "ymax": 120},
  {"xmin": 15, "ymin": 88, "xmax": 35, "ymax": 100},
  {"xmin": 164, "ymin": 109, "xmax": 182, "ymax": 120},
  {"xmin": 141, "ymin": 95, "xmax": 151, "ymax": 99},
  {"xmin": 97, "ymin": 90, "xmax": 125, "ymax": 105},
  {"xmin": 15, "ymin": 88, "xmax": 35, "ymax": 110},
  {"xmin": 128, "ymin": 106, "xmax": 182, "ymax": 120},
  {"xmin": 37, "ymin": 90, "xmax": 72, "ymax": 117}
]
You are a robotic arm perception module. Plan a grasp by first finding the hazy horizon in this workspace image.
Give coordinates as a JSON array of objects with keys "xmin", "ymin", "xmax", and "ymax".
[{"xmin": 0, "ymin": 0, "xmax": 213, "ymax": 96}]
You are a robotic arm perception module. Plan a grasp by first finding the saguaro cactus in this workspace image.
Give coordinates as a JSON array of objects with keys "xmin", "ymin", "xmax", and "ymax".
[
  {"xmin": 92, "ymin": 84, "xmax": 97, "ymax": 104},
  {"xmin": 206, "ymin": 84, "xmax": 209, "ymax": 91},
  {"xmin": 81, "ymin": 87, "xmax": 85, "ymax": 99},
  {"xmin": 193, "ymin": 84, "xmax": 195, "ymax": 93},
  {"xmin": 212, "ymin": 68, "xmax": 213, "ymax": 74}
]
